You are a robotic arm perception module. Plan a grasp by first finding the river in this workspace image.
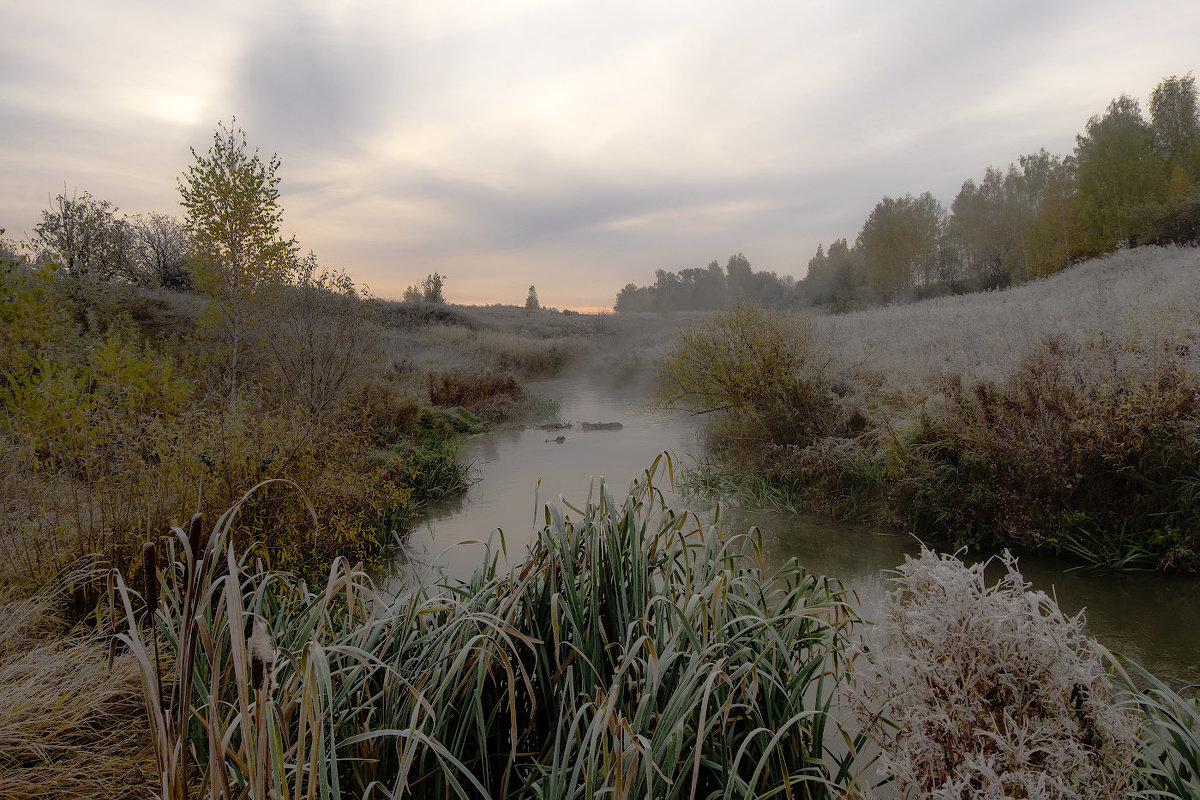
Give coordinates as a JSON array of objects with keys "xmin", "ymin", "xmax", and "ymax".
[{"xmin": 389, "ymin": 373, "xmax": 1200, "ymax": 689}]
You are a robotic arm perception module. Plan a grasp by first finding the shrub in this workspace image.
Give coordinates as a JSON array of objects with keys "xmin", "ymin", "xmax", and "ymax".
[
  {"xmin": 892, "ymin": 336, "xmax": 1200, "ymax": 565},
  {"xmin": 427, "ymin": 369, "xmax": 525, "ymax": 421},
  {"xmin": 850, "ymin": 548, "xmax": 1139, "ymax": 799},
  {"xmin": 677, "ymin": 320, "xmax": 1200, "ymax": 570},
  {"xmin": 658, "ymin": 305, "xmax": 837, "ymax": 448},
  {"xmin": 262, "ymin": 259, "xmax": 380, "ymax": 422},
  {"xmin": 376, "ymin": 299, "xmax": 476, "ymax": 330},
  {"xmin": 0, "ymin": 256, "xmax": 470, "ymax": 590}
]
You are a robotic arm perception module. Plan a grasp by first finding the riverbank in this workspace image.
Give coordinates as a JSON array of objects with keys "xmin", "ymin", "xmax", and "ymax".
[
  {"xmin": 663, "ymin": 246, "xmax": 1200, "ymax": 570},
  {"xmin": 0, "ymin": 262, "xmax": 690, "ymax": 798},
  {"xmin": 403, "ymin": 368, "xmax": 1200, "ymax": 688},
  {"xmin": 55, "ymin": 467, "xmax": 1200, "ymax": 798}
]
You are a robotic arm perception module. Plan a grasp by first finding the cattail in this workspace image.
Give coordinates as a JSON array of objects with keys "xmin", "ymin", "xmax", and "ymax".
[
  {"xmin": 187, "ymin": 512, "xmax": 204, "ymax": 561},
  {"xmin": 142, "ymin": 540, "xmax": 164, "ymax": 709},
  {"xmin": 141, "ymin": 541, "xmax": 159, "ymax": 617},
  {"xmin": 249, "ymin": 617, "xmax": 275, "ymax": 693}
]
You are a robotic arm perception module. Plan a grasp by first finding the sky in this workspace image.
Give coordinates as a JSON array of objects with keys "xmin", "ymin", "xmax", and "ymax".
[{"xmin": 2, "ymin": 1, "xmax": 1198, "ymax": 310}]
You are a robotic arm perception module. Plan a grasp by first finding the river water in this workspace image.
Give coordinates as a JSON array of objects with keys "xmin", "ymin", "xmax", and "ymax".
[{"xmin": 391, "ymin": 374, "xmax": 1200, "ymax": 688}]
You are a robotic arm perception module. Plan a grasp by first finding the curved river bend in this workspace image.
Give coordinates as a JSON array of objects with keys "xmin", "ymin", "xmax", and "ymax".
[{"xmin": 390, "ymin": 375, "xmax": 1200, "ymax": 688}]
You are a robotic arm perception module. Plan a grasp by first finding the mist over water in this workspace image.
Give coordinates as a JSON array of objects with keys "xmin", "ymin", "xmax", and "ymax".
[
  {"xmin": 390, "ymin": 372, "xmax": 701, "ymax": 581},
  {"xmin": 389, "ymin": 372, "xmax": 1200, "ymax": 688}
]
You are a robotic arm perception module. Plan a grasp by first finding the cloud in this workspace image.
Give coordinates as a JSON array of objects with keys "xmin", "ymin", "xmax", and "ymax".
[
  {"xmin": 230, "ymin": 8, "xmax": 396, "ymax": 157},
  {"xmin": 4, "ymin": 0, "xmax": 1200, "ymax": 307}
]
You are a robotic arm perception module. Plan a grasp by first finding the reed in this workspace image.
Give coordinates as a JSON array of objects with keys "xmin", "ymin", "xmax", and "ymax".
[
  {"xmin": 1112, "ymin": 657, "xmax": 1200, "ymax": 798},
  {"xmin": 112, "ymin": 458, "xmax": 866, "ymax": 798}
]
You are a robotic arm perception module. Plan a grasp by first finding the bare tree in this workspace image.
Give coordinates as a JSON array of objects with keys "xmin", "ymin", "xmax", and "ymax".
[
  {"xmin": 266, "ymin": 252, "xmax": 377, "ymax": 422},
  {"xmin": 130, "ymin": 213, "xmax": 191, "ymax": 290}
]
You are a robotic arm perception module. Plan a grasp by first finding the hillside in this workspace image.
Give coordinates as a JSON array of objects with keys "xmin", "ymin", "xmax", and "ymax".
[
  {"xmin": 820, "ymin": 245, "xmax": 1200, "ymax": 424},
  {"xmin": 663, "ymin": 245, "xmax": 1200, "ymax": 569}
]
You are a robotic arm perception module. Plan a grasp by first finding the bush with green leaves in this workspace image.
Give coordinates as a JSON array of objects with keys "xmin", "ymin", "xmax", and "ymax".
[{"xmin": 658, "ymin": 305, "xmax": 837, "ymax": 450}]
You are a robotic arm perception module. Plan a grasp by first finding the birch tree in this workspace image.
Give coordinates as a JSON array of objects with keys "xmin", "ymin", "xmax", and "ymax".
[
  {"xmin": 1074, "ymin": 96, "xmax": 1161, "ymax": 252},
  {"xmin": 179, "ymin": 121, "xmax": 297, "ymax": 397}
]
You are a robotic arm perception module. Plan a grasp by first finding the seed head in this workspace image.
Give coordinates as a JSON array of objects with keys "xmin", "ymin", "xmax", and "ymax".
[
  {"xmin": 187, "ymin": 513, "xmax": 204, "ymax": 561},
  {"xmin": 249, "ymin": 617, "xmax": 275, "ymax": 693},
  {"xmin": 141, "ymin": 541, "xmax": 159, "ymax": 618}
]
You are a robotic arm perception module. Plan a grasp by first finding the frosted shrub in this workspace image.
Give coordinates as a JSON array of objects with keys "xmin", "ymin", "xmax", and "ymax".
[{"xmin": 851, "ymin": 548, "xmax": 1138, "ymax": 799}]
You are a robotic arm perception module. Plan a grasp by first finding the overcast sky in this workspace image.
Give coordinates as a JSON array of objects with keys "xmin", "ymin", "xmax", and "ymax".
[{"xmin": 2, "ymin": 1, "xmax": 1197, "ymax": 309}]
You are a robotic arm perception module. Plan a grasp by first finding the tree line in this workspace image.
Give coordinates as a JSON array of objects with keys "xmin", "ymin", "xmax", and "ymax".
[
  {"xmin": 613, "ymin": 253, "xmax": 797, "ymax": 312},
  {"xmin": 801, "ymin": 73, "xmax": 1200, "ymax": 310},
  {"xmin": 610, "ymin": 74, "xmax": 1199, "ymax": 315}
]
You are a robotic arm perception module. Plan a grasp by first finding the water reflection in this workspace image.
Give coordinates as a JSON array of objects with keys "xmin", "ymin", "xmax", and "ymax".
[{"xmin": 726, "ymin": 505, "xmax": 1200, "ymax": 687}]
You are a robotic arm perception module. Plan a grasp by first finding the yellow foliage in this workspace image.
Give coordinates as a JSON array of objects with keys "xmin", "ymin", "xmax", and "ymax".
[{"xmin": 658, "ymin": 304, "xmax": 835, "ymax": 444}]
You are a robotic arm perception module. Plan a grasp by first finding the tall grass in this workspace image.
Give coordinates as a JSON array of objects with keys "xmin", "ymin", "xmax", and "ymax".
[{"xmin": 113, "ymin": 458, "xmax": 865, "ymax": 798}]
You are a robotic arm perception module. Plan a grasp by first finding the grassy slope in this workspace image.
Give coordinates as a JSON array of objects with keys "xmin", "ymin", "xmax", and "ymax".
[
  {"xmin": 818, "ymin": 245, "xmax": 1200, "ymax": 415},
  {"xmin": 684, "ymin": 246, "xmax": 1200, "ymax": 569}
]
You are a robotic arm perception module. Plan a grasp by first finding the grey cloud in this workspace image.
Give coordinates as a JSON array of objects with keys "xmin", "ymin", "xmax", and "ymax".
[
  {"xmin": 230, "ymin": 10, "xmax": 396, "ymax": 157},
  {"xmin": 365, "ymin": 165, "xmax": 804, "ymax": 248},
  {"xmin": 5, "ymin": 0, "xmax": 1198, "ymax": 308}
]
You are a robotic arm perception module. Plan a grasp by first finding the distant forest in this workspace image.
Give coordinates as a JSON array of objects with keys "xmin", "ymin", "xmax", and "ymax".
[
  {"xmin": 613, "ymin": 253, "xmax": 797, "ymax": 312},
  {"xmin": 615, "ymin": 73, "xmax": 1200, "ymax": 313}
]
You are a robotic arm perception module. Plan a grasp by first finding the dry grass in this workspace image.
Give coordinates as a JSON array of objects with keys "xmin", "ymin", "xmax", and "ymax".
[
  {"xmin": 427, "ymin": 370, "xmax": 526, "ymax": 421},
  {"xmin": 818, "ymin": 245, "xmax": 1200, "ymax": 421},
  {"xmin": 375, "ymin": 301, "xmax": 699, "ymax": 397},
  {"xmin": 0, "ymin": 580, "xmax": 155, "ymax": 800}
]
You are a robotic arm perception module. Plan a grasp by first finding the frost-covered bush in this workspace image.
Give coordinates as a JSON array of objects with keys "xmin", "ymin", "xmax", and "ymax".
[{"xmin": 851, "ymin": 548, "xmax": 1138, "ymax": 799}]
